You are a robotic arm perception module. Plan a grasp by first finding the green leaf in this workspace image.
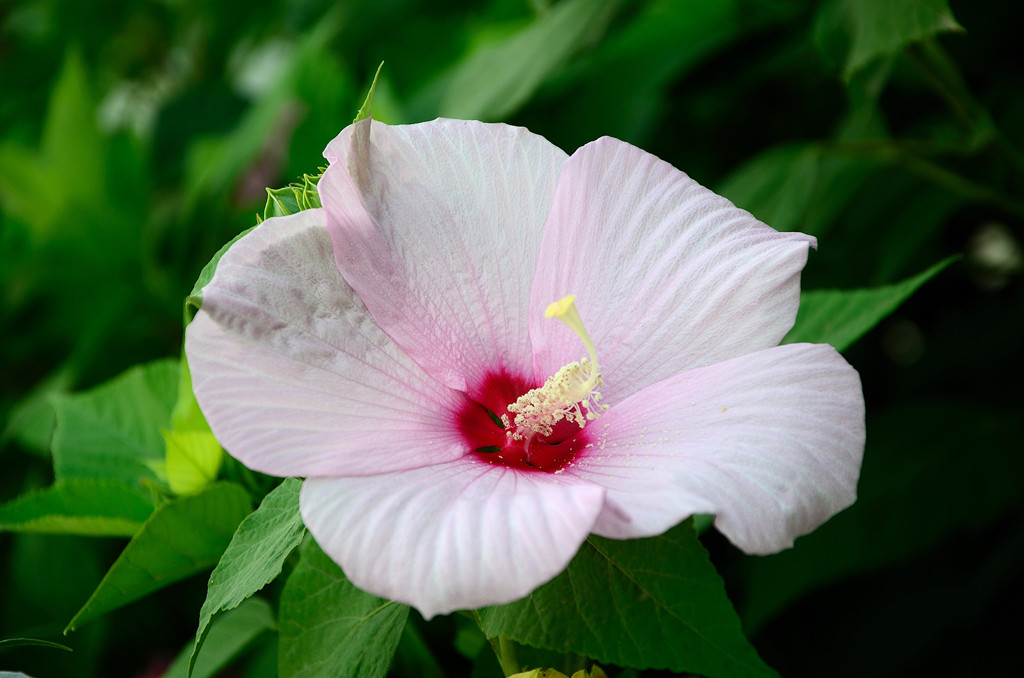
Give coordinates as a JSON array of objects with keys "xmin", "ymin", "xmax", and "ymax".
[
  {"xmin": 66, "ymin": 482, "xmax": 252, "ymax": 632},
  {"xmin": 166, "ymin": 598, "xmax": 276, "ymax": 678},
  {"xmin": 51, "ymin": 359, "xmax": 179, "ymax": 486},
  {"xmin": 185, "ymin": 226, "xmax": 257, "ymax": 324},
  {"xmin": 717, "ymin": 144, "xmax": 821, "ymax": 233},
  {"xmin": 189, "ymin": 478, "xmax": 306, "ymax": 677},
  {"xmin": 0, "ymin": 367, "xmax": 72, "ymax": 456},
  {"xmin": 438, "ymin": 0, "xmax": 623, "ymax": 121},
  {"xmin": 784, "ymin": 257, "xmax": 955, "ymax": 351},
  {"xmin": 478, "ymin": 520, "xmax": 777, "ymax": 678},
  {"xmin": 840, "ymin": 0, "xmax": 962, "ymax": 80},
  {"xmin": 278, "ymin": 539, "xmax": 409, "ymax": 678},
  {"xmin": 354, "ymin": 62, "xmax": 384, "ymax": 123},
  {"xmin": 0, "ymin": 479, "xmax": 155, "ymax": 536}
]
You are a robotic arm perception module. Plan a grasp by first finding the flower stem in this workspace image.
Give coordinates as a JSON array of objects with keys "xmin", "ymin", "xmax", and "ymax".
[
  {"xmin": 467, "ymin": 610, "xmax": 521, "ymax": 676},
  {"xmin": 492, "ymin": 635, "xmax": 520, "ymax": 676}
]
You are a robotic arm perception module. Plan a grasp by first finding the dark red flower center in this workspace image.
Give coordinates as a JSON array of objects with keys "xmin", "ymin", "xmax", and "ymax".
[{"xmin": 456, "ymin": 370, "xmax": 591, "ymax": 473}]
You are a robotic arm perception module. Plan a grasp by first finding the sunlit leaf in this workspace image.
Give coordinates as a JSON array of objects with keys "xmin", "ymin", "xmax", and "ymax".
[
  {"xmin": 171, "ymin": 355, "xmax": 209, "ymax": 434},
  {"xmin": 66, "ymin": 483, "xmax": 251, "ymax": 631},
  {"xmin": 164, "ymin": 430, "xmax": 223, "ymax": 496},
  {"xmin": 189, "ymin": 478, "xmax": 305, "ymax": 677},
  {"xmin": 0, "ymin": 479, "xmax": 154, "ymax": 536},
  {"xmin": 51, "ymin": 359, "xmax": 178, "ymax": 486},
  {"xmin": 278, "ymin": 539, "xmax": 409, "ymax": 678},
  {"xmin": 784, "ymin": 257, "xmax": 955, "ymax": 351},
  {"xmin": 478, "ymin": 520, "xmax": 777, "ymax": 678}
]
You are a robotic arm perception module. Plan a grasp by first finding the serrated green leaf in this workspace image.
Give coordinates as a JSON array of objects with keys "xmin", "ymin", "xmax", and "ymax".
[
  {"xmin": 166, "ymin": 598, "xmax": 276, "ymax": 678},
  {"xmin": 784, "ymin": 257, "xmax": 955, "ymax": 351},
  {"xmin": 261, "ymin": 174, "xmax": 322, "ymax": 221},
  {"xmin": 263, "ymin": 187, "xmax": 303, "ymax": 219},
  {"xmin": 841, "ymin": 0, "xmax": 962, "ymax": 80},
  {"xmin": 278, "ymin": 539, "xmax": 409, "ymax": 678},
  {"xmin": 478, "ymin": 520, "xmax": 777, "ymax": 678},
  {"xmin": 66, "ymin": 482, "xmax": 252, "ymax": 632},
  {"xmin": 438, "ymin": 0, "xmax": 623, "ymax": 121},
  {"xmin": 189, "ymin": 478, "xmax": 305, "ymax": 677},
  {"xmin": 51, "ymin": 359, "xmax": 179, "ymax": 486},
  {"xmin": 185, "ymin": 226, "xmax": 256, "ymax": 323},
  {"xmin": 0, "ymin": 479, "xmax": 155, "ymax": 536}
]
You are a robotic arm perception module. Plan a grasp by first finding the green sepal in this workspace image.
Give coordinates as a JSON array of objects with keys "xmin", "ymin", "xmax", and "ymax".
[{"xmin": 354, "ymin": 62, "xmax": 385, "ymax": 123}]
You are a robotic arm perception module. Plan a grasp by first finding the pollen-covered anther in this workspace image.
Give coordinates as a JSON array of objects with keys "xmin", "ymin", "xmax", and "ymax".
[{"xmin": 506, "ymin": 295, "xmax": 608, "ymax": 448}]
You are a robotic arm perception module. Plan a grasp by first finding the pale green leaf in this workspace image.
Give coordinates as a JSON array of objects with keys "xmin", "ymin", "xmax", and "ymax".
[
  {"xmin": 278, "ymin": 539, "xmax": 409, "ymax": 678},
  {"xmin": 478, "ymin": 520, "xmax": 777, "ymax": 678},
  {"xmin": 0, "ymin": 479, "xmax": 155, "ymax": 537},
  {"xmin": 438, "ymin": 0, "xmax": 623, "ymax": 120},
  {"xmin": 784, "ymin": 257, "xmax": 955, "ymax": 351},
  {"xmin": 51, "ymin": 359, "xmax": 179, "ymax": 485},
  {"xmin": 66, "ymin": 483, "xmax": 252, "ymax": 631},
  {"xmin": 189, "ymin": 479, "xmax": 305, "ymax": 677}
]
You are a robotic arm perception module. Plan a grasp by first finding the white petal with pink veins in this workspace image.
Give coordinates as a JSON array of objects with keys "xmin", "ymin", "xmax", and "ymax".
[
  {"xmin": 320, "ymin": 118, "xmax": 568, "ymax": 394},
  {"xmin": 529, "ymin": 137, "xmax": 815, "ymax": 406},
  {"xmin": 566, "ymin": 343, "xmax": 864, "ymax": 554},
  {"xmin": 300, "ymin": 459, "xmax": 606, "ymax": 618},
  {"xmin": 186, "ymin": 208, "xmax": 466, "ymax": 478}
]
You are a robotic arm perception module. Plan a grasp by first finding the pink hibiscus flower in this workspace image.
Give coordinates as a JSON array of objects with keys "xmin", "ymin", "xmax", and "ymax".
[{"xmin": 185, "ymin": 118, "xmax": 864, "ymax": 618}]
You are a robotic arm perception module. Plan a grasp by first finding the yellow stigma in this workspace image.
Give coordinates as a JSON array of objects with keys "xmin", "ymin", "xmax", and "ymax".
[{"xmin": 506, "ymin": 295, "xmax": 607, "ymax": 449}]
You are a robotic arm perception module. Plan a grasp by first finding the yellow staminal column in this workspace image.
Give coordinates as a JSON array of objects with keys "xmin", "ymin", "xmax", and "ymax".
[{"xmin": 505, "ymin": 295, "xmax": 607, "ymax": 452}]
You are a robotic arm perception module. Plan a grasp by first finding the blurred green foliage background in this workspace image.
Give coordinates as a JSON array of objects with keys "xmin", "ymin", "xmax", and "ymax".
[{"xmin": 1, "ymin": 0, "xmax": 1022, "ymax": 676}]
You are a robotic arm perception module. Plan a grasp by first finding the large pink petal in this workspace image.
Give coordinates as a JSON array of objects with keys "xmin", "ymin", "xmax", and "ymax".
[
  {"xmin": 564, "ymin": 343, "xmax": 864, "ymax": 554},
  {"xmin": 300, "ymin": 459, "xmax": 606, "ymax": 618},
  {"xmin": 186, "ymin": 208, "xmax": 466, "ymax": 477},
  {"xmin": 319, "ymin": 118, "xmax": 568, "ymax": 395},
  {"xmin": 529, "ymin": 137, "xmax": 815, "ymax": 405}
]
